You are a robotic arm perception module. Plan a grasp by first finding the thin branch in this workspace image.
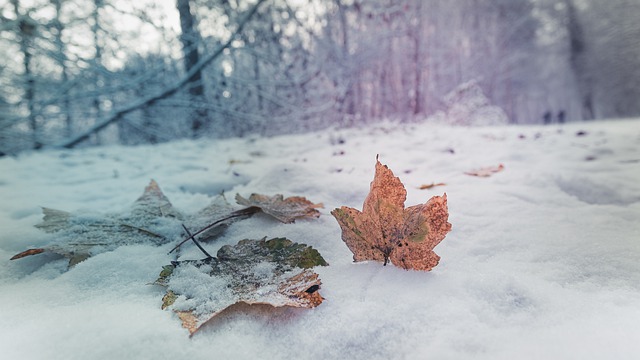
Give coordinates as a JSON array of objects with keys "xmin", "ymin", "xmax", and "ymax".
[
  {"xmin": 181, "ymin": 224, "xmax": 213, "ymax": 258},
  {"xmin": 168, "ymin": 206, "xmax": 260, "ymax": 254},
  {"xmin": 120, "ymin": 223, "xmax": 165, "ymax": 238},
  {"xmin": 57, "ymin": 0, "xmax": 268, "ymax": 149}
]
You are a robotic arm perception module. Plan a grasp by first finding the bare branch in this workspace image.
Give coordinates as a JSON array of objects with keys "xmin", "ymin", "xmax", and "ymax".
[{"xmin": 57, "ymin": 0, "xmax": 268, "ymax": 149}]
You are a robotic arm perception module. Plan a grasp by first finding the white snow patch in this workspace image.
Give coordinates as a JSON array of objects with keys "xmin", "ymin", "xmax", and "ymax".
[
  {"xmin": 169, "ymin": 263, "xmax": 235, "ymax": 316},
  {"xmin": 1, "ymin": 119, "xmax": 639, "ymax": 359}
]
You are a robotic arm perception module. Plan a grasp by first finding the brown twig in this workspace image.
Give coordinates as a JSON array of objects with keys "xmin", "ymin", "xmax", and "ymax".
[
  {"xmin": 167, "ymin": 207, "xmax": 260, "ymax": 254},
  {"xmin": 181, "ymin": 224, "xmax": 213, "ymax": 258}
]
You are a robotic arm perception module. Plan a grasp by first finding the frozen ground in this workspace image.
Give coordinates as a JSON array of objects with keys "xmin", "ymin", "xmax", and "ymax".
[{"xmin": 1, "ymin": 119, "xmax": 639, "ymax": 360}]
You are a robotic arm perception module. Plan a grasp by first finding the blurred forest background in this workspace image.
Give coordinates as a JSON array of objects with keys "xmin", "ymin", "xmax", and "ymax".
[{"xmin": 1, "ymin": 0, "xmax": 639, "ymax": 154}]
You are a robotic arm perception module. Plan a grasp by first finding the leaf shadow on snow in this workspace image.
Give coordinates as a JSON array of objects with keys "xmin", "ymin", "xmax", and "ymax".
[
  {"xmin": 466, "ymin": 277, "xmax": 538, "ymax": 322},
  {"xmin": 556, "ymin": 176, "xmax": 640, "ymax": 205},
  {"xmin": 188, "ymin": 302, "xmax": 309, "ymax": 337}
]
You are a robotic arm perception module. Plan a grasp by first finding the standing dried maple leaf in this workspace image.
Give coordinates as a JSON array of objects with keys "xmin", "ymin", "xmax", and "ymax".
[
  {"xmin": 331, "ymin": 157, "xmax": 452, "ymax": 271},
  {"xmin": 235, "ymin": 193, "xmax": 323, "ymax": 223},
  {"xmin": 154, "ymin": 237, "xmax": 327, "ymax": 336}
]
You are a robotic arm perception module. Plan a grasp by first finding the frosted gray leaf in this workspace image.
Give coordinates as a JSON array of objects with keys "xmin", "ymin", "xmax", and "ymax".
[
  {"xmin": 155, "ymin": 237, "xmax": 327, "ymax": 336},
  {"xmin": 11, "ymin": 180, "xmax": 183, "ymax": 267}
]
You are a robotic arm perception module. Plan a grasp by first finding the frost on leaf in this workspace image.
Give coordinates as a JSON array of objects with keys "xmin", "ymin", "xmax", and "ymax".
[
  {"xmin": 10, "ymin": 180, "xmax": 243, "ymax": 267},
  {"xmin": 155, "ymin": 237, "xmax": 327, "ymax": 335},
  {"xmin": 331, "ymin": 158, "xmax": 452, "ymax": 271},
  {"xmin": 235, "ymin": 193, "xmax": 323, "ymax": 223},
  {"xmin": 130, "ymin": 179, "xmax": 183, "ymax": 220}
]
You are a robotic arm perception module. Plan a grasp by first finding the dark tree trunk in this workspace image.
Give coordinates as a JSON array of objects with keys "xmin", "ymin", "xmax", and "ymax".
[
  {"xmin": 412, "ymin": 2, "xmax": 424, "ymax": 115},
  {"xmin": 177, "ymin": 0, "xmax": 207, "ymax": 136},
  {"xmin": 12, "ymin": 0, "xmax": 39, "ymax": 148},
  {"xmin": 566, "ymin": 0, "xmax": 595, "ymax": 120},
  {"xmin": 336, "ymin": 0, "xmax": 356, "ymax": 116},
  {"xmin": 52, "ymin": 0, "xmax": 72, "ymax": 138}
]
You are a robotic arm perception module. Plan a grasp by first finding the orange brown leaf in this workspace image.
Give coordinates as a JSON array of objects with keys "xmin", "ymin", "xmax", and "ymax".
[
  {"xmin": 464, "ymin": 163, "xmax": 504, "ymax": 177},
  {"xmin": 331, "ymin": 158, "xmax": 452, "ymax": 271},
  {"xmin": 419, "ymin": 182, "xmax": 446, "ymax": 190}
]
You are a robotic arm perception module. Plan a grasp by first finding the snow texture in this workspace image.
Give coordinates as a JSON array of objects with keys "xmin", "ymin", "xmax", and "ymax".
[{"xmin": 1, "ymin": 119, "xmax": 639, "ymax": 359}]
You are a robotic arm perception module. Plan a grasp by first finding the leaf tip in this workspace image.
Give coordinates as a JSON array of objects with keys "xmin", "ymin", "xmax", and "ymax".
[
  {"xmin": 10, "ymin": 248, "xmax": 45, "ymax": 260},
  {"xmin": 143, "ymin": 179, "xmax": 161, "ymax": 195}
]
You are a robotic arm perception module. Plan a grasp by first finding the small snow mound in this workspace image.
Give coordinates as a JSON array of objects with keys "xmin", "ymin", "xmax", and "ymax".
[{"xmin": 443, "ymin": 80, "xmax": 509, "ymax": 126}]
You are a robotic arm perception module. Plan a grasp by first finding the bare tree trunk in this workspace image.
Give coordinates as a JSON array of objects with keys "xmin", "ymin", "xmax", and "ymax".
[
  {"xmin": 92, "ymin": 0, "xmax": 101, "ymax": 116},
  {"xmin": 566, "ymin": 0, "xmax": 594, "ymax": 120},
  {"xmin": 412, "ymin": 1, "xmax": 424, "ymax": 115},
  {"xmin": 12, "ymin": 0, "xmax": 39, "ymax": 148},
  {"xmin": 336, "ymin": 0, "xmax": 356, "ymax": 116},
  {"xmin": 177, "ymin": 0, "xmax": 207, "ymax": 136},
  {"xmin": 52, "ymin": 0, "xmax": 72, "ymax": 138},
  {"xmin": 255, "ymin": 57, "xmax": 264, "ymax": 110},
  {"xmin": 91, "ymin": 0, "xmax": 106, "ymax": 144}
]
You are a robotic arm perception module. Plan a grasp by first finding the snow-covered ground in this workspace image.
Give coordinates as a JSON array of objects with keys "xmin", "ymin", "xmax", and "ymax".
[{"xmin": 1, "ymin": 119, "xmax": 639, "ymax": 360}]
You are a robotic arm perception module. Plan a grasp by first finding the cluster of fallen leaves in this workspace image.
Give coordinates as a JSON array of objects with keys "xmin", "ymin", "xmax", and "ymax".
[
  {"xmin": 10, "ymin": 179, "xmax": 327, "ymax": 335},
  {"xmin": 11, "ymin": 181, "xmax": 323, "ymax": 266},
  {"xmin": 10, "ymin": 156, "xmax": 456, "ymax": 335}
]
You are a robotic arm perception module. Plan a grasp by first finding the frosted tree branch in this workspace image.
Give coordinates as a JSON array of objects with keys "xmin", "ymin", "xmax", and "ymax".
[{"xmin": 57, "ymin": 0, "xmax": 267, "ymax": 149}]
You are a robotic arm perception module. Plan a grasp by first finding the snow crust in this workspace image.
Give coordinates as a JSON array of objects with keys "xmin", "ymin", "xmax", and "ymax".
[{"xmin": 1, "ymin": 119, "xmax": 639, "ymax": 359}]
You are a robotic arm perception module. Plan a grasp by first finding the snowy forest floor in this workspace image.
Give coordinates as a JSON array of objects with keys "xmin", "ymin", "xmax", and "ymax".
[{"xmin": 1, "ymin": 119, "xmax": 639, "ymax": 360}]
